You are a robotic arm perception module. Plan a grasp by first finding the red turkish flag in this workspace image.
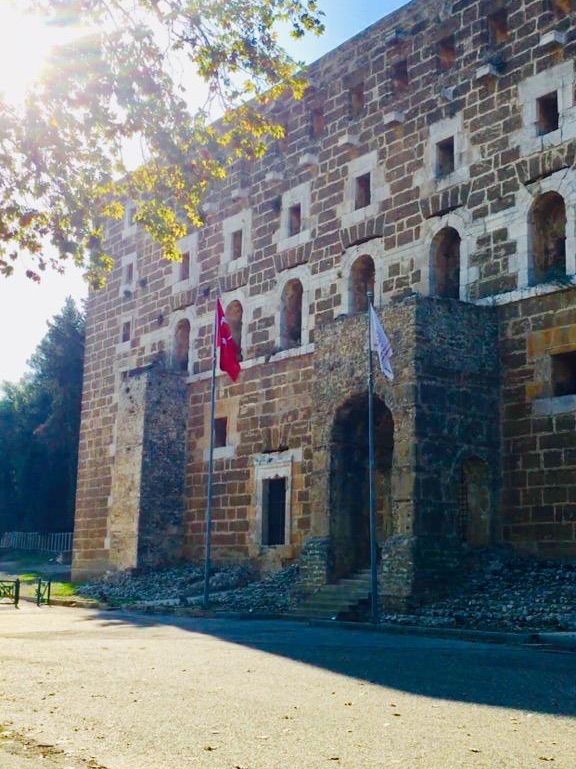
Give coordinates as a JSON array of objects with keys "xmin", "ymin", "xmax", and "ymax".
[{"xmin": 216, "ymin": 298, "xmax": 241, "ymax": 382}]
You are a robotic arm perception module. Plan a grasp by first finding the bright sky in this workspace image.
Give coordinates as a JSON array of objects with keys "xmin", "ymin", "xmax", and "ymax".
[{"xmin": 0, "ymin": 0, "xmax": 406, "ymax": 384}]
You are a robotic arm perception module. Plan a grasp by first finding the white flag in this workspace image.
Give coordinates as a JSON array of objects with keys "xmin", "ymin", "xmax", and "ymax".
[{"xmin": 369, "ymin": 305, "xmax": 394, "ymax": 381}]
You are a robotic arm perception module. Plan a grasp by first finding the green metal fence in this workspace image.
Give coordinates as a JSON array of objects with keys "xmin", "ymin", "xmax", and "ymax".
[{"xmin": 0, "ymin": 579, "xmax": 20, "ymax": 607}]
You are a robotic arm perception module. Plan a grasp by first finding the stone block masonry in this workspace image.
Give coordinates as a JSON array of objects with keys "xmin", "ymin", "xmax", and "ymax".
[
  {"xmin": 500, "ymin": 288, "xmax": 576, "ymax": 558},
  {"xmin": 74, "ymin": 0, "xmax": 576, "ymax": 603}
]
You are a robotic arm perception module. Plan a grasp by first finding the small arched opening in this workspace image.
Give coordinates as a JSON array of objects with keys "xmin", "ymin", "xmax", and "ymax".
[
  {"xmin": 280, "ymin": 279, "xmax": 303, "ymax": 349},
  {"xmin": 330, "ymin": 393, "xmax": 394, "ymax": 579},
  {"xmin": 173, "ymin": 319, "xmax": 190, "ymax": 372},
  {"xmin": 529, "ymin": 191, "xmax": 566, "ymax": 285},
  {"xmin": 458, "ymin": 457, "xmax": 492, "ymax": 548},
  {"xmin": 349, "ymin": 255, "xmax": 375, "ymax": 314},
  {"xmin": 430, "ymin": 227, "xmax": 461, "ymax": 299},
  {"xmin": 226, "ymin": 300, "xmax": 243, "ymax": 361}
]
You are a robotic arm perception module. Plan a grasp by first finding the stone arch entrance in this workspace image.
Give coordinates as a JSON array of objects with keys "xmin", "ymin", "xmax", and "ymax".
[{"xmin": 329, "ymin": 393, "xmax": 394, "ymax": 580}]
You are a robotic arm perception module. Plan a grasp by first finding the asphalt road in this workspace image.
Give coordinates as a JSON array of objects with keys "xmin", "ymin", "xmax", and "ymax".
[{"xmin": 0, "ymin": 604, "xmax": 575, "ymax": 769}]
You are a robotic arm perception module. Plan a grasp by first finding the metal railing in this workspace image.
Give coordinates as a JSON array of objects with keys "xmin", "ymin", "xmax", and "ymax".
[
  {"xmin": 36, "ymin": 578, "xmax": 52, "ymax": 606},
  {"xmin": 0, "ymin": 579, "xmax": 20, "ymax": 607},
  {"xmin": 0, "ymin": 531, "xmax": 73, "ymax": 553}
]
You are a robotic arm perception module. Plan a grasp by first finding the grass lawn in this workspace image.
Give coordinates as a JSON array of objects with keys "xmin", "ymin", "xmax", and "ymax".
[
  {"xmin": 0, "ymin": 550, "xmax": 96, "ymax": 604},
  {"xmin": 16, "ymin": 573, "xmax": 79, "ymax": 600}
]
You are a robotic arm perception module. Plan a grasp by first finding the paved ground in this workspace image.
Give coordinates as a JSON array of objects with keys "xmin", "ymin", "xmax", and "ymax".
[{"xmin": 0, "ymin": 604, "xmax": 575, "ymax": 769}]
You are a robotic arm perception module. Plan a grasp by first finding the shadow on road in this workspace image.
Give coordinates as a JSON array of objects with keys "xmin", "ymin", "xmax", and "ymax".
[{"xmin": 82, "ymin": 609, "xmax": 576, "ymax": 718}]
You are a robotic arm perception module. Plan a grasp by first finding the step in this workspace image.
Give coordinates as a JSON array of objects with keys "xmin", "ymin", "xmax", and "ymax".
[
  {"xmin": 298, "ymin": 598, "xmax": 358, "ymax": 610},
  {"xmin": 291, "ymin": 567, "xmax": 374, "ymax": 619},
  {"xmin": 311, "ymin": 589, "xmax": 369, "ymax": 602},
  {"xmin": 304, "ymin": 590, "xmax": 370, "ymax": 603},
  {"xmin": 296, "ymin": 596, "xmax": 370, "ymax": 612}
]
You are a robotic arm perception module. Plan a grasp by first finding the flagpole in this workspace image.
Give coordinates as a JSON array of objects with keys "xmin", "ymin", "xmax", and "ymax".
[
  {"xmin": 366, "ymin": 290, "xmax": 379, "ymax": 625},
  {"xmin": 203, "ymin": 301, "xmax": 218, "ymax": 609}
]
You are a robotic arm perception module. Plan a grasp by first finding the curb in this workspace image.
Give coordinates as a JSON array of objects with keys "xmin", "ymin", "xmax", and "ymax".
[
  {"xmin": 114, "ymin": 607, "xmax": 576, "ymax": 649},
  {"xmin": 37, "ymin": 601, "xmax": 576, "ymax": 651},
  {"xmin": 532, "ymin": 631, "xmax": 576, "ymax": 652},
  {"xmin": 307, "ymin": 618, "xmax": 539, "ymax": 646},
  {"xmin": 16, "ymin": 595, "xmax": 102, "ymax": 609}
]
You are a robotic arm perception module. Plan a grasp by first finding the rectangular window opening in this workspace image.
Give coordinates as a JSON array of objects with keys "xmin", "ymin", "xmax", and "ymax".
[
  {"xmin": 121, "ymin": 321, "xmax": 131, "ymax": 343},
  {"xmin": 488, "ymin": 9, "xmax": 508, "ymax": 43},
  {"xmin": 262, "ymin": 477, "xmax": 287, "ymax": 547},
  {"xmin": 436, "ymin": 136, "xmax": 455, "ymax": 178},
  {"xmin": 179, "ymin": 252, "xmax": 190, "ymax": 281},
  {"xmin": 288, "ymin": 203, "xmax": 302, "ymax": 237},
  {"xmin": 438, "ymin": 35, "xmax": 456, "ymax": 70},
  {"xmin": 392, "ymin": 60, "xmax": 409, "ymax": 92},
  {"xmin": 349, "ymin": 82, "xmax": 365, "ymax": 118},
  {"xmin": 125, "ymin": 263, "xmax": 134, "ymax": 284},
  {"xmin": 552, "ymin": 352, "xmax": 576, "ymax": 397},
  {"xmin": 355, "ymin": 172, "xmax": 372, "ymax": 210},
  {"xmin": 536, "ymin": 92, "xmax": 559, "ymax": 136},
  {"xmin": 231, "ymin": 229, "xmax": 243, "ymax": 260},
  {"xmin": 214, "ymin": 417, "xmax": 228, "ymax": 449}
]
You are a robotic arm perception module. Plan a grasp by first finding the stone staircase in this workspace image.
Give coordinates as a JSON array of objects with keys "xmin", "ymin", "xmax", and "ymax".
[{"xmin": 290, "ymin": 568, "xmax": 372, "ymax": 620}]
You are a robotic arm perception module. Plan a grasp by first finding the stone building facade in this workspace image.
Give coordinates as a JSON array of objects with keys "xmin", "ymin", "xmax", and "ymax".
[{"xmin": 73, "ymin": 0, "xmax": 576, "ymax": 607}]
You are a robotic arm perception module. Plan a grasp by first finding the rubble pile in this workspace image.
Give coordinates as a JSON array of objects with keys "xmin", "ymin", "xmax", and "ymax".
[
  {"xmin": 382, "ymin": 549, "xmax": 576, "ymax": 631},
  {"xmin": 78, "ymin": 562, "xmax": 257, "ymax": 606},
  {"xmin": 183, "ymin": 564, "xmax": 301, "ymax": 613},
  {"xmin": 78, "ymin": 549, "xmax": 576, "ymax": 631},
  {"xmin": 77, "ymin": 561, "xmax": 300, "ymax": 613}
]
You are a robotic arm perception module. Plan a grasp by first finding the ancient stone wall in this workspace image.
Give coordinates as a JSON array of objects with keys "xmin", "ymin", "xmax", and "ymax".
[
  {"xmin": 413, "ymin": 298, "xmax": 501, "ymax": 597},
  {"xmin": 74, "ymin": 0, "xmax": 576, "ymax": 583},
  {"xmin": 138, "ymin": 368, "xmax": 188, "ymax": 567},
  {"xmin": 499, "ymin": 287, "xmax": 576, "ymax": 558}
]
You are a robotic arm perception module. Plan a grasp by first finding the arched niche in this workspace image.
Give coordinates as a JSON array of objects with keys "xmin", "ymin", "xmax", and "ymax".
[
  {"xmin": 430, "ymin": 227, "xmax": 461, "ymax": 299},
  {"xmin": 173, "ymin": 319, "xmax": 190, "ymax": 372},
  {"xmin": 280, "ymin": 279, "xmax": 303, "ymax": 349},
  {"xmin": 349, "ymin": 255, "xmax": 375, "ymax": 314},
  {"xmin": 226, "ymin": 300, "xmax": 243, "ymax": 360},
  {"xmin": 458, "ymin": 457, "xmax": 492, "ymax": 548},
  {"xmin": 529, "ymin": 191, "xmax": 566, "ymax": 285}
]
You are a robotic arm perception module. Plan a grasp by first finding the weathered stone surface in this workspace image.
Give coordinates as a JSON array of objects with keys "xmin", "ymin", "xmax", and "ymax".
[{"xmin": 73, "ymin": 0, "xmax": 576, "ymax": 600}]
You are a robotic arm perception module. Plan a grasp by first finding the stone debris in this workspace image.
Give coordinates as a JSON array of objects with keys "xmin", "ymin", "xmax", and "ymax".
[
  {"xmin": 77, "ymin": 550, "xmax": 576, "ymax": 631},
  {"xmin": 77, "ymin": 562, "xmax": 301, "ymax": 613},
  {"xmin": 183, "ymin": 564, "xmax": 301, "ymax": 613},
  {"xmin": 380, "ymin": 549, "xmax": 576, "ymax": 632},
  {"xmin": 78, "ymin": 563, "xmax": 256, "ymax": 606}
]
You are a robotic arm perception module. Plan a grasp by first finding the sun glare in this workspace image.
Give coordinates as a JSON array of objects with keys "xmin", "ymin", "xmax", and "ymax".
[{"xmin": 0, "ymin": 5, "xmax": 83, "ymax": 102}]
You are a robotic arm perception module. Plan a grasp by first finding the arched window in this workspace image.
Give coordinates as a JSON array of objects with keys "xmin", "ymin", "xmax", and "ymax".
[
  {"xmin": 280, "ymin": 279, "xmax": 303, "ymax": 349},
  {"xmin": 226, "ymin": 300, "xmax": 243, "ymax": 360},
  {"xmin": 349, "ymin": 255, "xmax": 375, "ymax": 314},
  {"xmin": 174, "ymin": 319, "xmax": 190, "ymax": 372},
  {"xmin": 458, "ymin": 458, "xmax": 491, "ymax": 548},
  {"xmin": 430, "ymin": 227, "xmax": 460, "ymax": 299},
  {"xmin": 529, "ymin": 192, "xmax": 566, "ymax": 285}
]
